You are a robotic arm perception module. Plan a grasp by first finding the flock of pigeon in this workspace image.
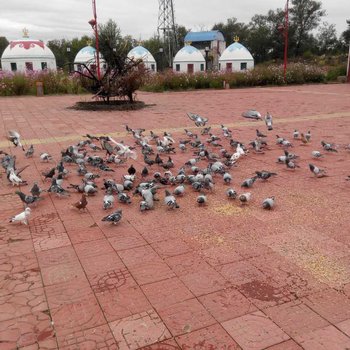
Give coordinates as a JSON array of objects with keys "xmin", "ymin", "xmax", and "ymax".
[{"xmin": 2, "ymin": 110, "xmax": 349, "ymax": 226}]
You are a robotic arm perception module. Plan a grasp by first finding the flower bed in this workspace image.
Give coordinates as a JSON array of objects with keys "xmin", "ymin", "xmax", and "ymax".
[
  {"xmin": 142, "ymin": 63, "xmax": 326, "ymax": 92},
  {"xmin": 0, "ymin": 69, "xmax": 86, "ymax": 96}
]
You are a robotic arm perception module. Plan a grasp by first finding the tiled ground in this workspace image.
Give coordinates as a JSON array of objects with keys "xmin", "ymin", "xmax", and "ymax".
[{"xmin": 0, "ymin": 84, "xmax": 350, "ymax": 349}]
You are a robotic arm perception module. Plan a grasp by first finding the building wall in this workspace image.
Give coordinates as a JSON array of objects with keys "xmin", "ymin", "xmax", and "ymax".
[
  {"xmin": 1, "ymin": 58, "xmax": 56, "ymax": 72},
  {"xmin": 173, "ymin": 61, "xmax": 205, "ymax": 73},
  {"xmin": 219, "ymin": 59, "xmax": 254, "ymax": 71}
]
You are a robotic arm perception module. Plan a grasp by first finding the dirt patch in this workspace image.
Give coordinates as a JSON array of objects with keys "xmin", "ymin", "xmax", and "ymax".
[{"xmin": 68, "ymin": 100, "xmax": 152, "ymax": 111}]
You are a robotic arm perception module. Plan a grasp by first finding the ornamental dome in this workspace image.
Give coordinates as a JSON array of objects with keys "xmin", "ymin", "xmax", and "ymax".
[
  {"xmin": 74, "ymin": 46, "xmax": 102, "ymax": 64},
  {"xmin": 219, "ymin": 42, "xmax": 254, "ymax": 61},
  {"xmin": 173, "ymin": 45, "xmax": 205, "ymax": 63},
  {"xmin": 1, "ymin": 31, "xmax": 57, "ymax": 71},
  {"xmin": 127, "ymin": 46, "xmax": 156, "ymax": 71}
]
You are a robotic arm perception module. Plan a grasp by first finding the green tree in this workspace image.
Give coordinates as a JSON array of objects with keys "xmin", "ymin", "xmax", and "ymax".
[
  {"xmin": 0, "ymin": 37, "xmax": 9, "ymax": 69},
  {"xmin": 340, "ymin": 19, "xmax": 350, "ymax": 46},
  {"xmin": 290, "ymin": 0, "xmax": 326, "ymax": 56},
  {"xmin": 316, "ymin": 22, "xmax": 339, "ymax": 54},
  {"xmin": 212, "ymin": 17, "xmax": 249, "ymax": 45}
]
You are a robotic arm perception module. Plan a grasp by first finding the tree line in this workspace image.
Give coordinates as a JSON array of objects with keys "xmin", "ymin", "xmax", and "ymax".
[{"xmin": 0, "ymin": 0, "xmax": 349, "ymax": 69}]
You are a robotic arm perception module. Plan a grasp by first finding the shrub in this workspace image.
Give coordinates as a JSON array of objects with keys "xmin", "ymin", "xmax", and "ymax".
[
  {"xmin": 0, "ymin": 69, "xmax": 86, "ymax": 96},
  {"xmin": 142, "ymin": 63, "xmax": 326, "ymax": 92},
  {"xmin": 325, "ymin": 65, "xmax": 347, "ymax": 81}
]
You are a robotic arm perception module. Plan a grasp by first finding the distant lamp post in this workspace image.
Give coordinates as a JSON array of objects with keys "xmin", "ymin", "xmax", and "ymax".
[
  {"xmin": 158, "ymin": 47, "xmax": 164, "ymax": 71},
  {"xmin": 89, "ymin": 0, "xmax": 101, "ymax": 80},
  {"xmin": 278, "ymin": 0, "xmax": 289, "ymax": 83},
  {"xmin": 204, "ymin": 46, "xmax": 210, "ymax": 71},
  {"xmin": 347, "ymin": 42, "xmax": 350, "ymax": 83},
  {"xmin": 66, "ymin": 47, "xmax": 71, "ymax": 73}
]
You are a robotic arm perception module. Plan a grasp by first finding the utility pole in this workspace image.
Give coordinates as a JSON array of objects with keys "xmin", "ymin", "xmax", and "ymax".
[
  {"xmin": 283, "ymin": 0, "xmax": 289, "ymax": 83},
  {"xmin": 88, "ymin": 0, "xmax": 101, "ymax": 80},
  {"xmin": 157, "ymin": 0, "xmax": 178, "ymax": 68}
]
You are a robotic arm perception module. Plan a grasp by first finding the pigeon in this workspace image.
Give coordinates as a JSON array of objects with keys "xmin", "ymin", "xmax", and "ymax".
[
  {"xmin": 256, "ymin": 129, "xmax": 267, "ymax": 138},
  {"xmin": 42, "ymin": 168, "xmax": 56, "ymax": 180},
  {"xmin": 30, "ymin": 182, "xmax": 42, "ymax": 197},
  {"xmin": 201, "ymin": 127, "xmax": 212, "ymax": 135},
  {"xmin": 40, "ymin": 153, "xmax": 53, "ymax": 162},
  {"xmin": 8, "ymin": 169, "xmax": 27, "ymax": 186},
  {"xmin": 293, "ymin": 130, "xmax": 300, "ymax": 139},
  {"xmin": 48, "ymin": 178, "xmax": 70, "ymax": 197},
  {"xmin": 187, "ymin": 112, "xmax": 208, "ymax": 127},
  {"xmin": 140, "ymin": 200, "xmax": 152, "ymax": 211},
  {"xmin": 241, "ymin": 176, "xmax": 258, "ymax": 188},
  {"xmin": 285, "ymin": 158, "xmax": 299, "ymax": 169},
  {"xmin": 239, "ymin": 192, "xmax": 252, "ymax": 204},
  {"xmin": 196, "ymin": 193, "xmax": 207, "ymax": 205},
  {"xmin": 72, "ymin": 193, "xmax": 88, "ymax": 211},
  {"xmin": 262, "ymin": 196, "xmax": 275, "ymax": 210},
  {"xmin": 102, "ymin": 209, "xmax": 122, "ymax": 224},
  {"xmin": 7, "ymin": 130, "xmax": 25, "ymax": 150},
  {"xmin": 242, "ymin": 110, "xmax": 262, "ymax": 120},
  {"xmin": 10, "ymin": 207, "xmax": 31, "ymax": 225},
  {"xmin": 118, "ymin": 192, "xmax": 132, "ymax": 204},
  {"xmin": 223, "ymin": 172, "xmax": 232, "ymax": 183},
  {"xmin": 164, "ymin": 190, "xmax": 179, "ymax": 209},
  {"xmin": 128, "ymin": 165, "xmax": 136, "ymax": 175},
  {"xmin": 311, "ymin": 151, "xmax": 323, "ymax": 159},
  {"xmin": 226, "ymin": 188, "xmax": 237, "ymax": 199},
  {"xmin": 305, "ymin": 131, "xmax": 311, "ymax": 142},
  {"xmin": 15, "ymin": 190, "xmax": 42, "ymax": 206},
  {"xmin": 321, "ymin": 141, "xmax": 337, "ymax": 152},
  {"xmin": 103, "ymin": 190, "xmax": 115, "ymax": 210},
  {"xmin": 264, "ymin": 112, "xmax": 273, "ymax": 130},
  {"xmin": 173, "ymin": 185, "xmax": 185, "ymax": 196},
  {"xmin": 25, "ymin": 144, "xmax": 34, "ymax": 158},
  {"xmin": 84, "ymin": 172, "xmax": 100, "ymax": 181},
  {"xmin": 309, "ymin": 163, "xmax": 327, "ymax": 178},
  {"xmin": 255, "ymin": 171, "xmax": 277, "ymax": 180},
  {"xmin": 300, "ymin": 133, "xmax": 309, "ymax": 145}
]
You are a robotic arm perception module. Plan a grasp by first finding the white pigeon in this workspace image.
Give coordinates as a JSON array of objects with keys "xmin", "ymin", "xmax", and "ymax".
[
  {"xmin": 10, "ymin": 207, "xmax": 31, "ymax": 225},
  {"xmin": 8, "ymin": 169, "xmax": 26, "ymax": 186}
]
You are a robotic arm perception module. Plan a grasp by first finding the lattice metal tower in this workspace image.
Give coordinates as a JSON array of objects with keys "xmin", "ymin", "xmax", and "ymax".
[{"xmin": 157, "ymin": 0, "xmax": 178, "ymax": 68}]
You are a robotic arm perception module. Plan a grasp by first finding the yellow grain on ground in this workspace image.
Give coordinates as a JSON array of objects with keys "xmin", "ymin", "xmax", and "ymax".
[{"xmin": 212, "ymin": 203, "xmax": 245, "ymax": 216}]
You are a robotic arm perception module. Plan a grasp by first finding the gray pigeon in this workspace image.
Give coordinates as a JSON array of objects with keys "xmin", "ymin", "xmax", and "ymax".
[
  {"xmin": 262, "ymin": 196, "xmax": 275, "ymax": 209},
  {"xmin": 30, "ymin": 182, "xmax": 42, "ymax": 197},
  {"xmin": 196, "ymin": 193, "xmax": 207, "ymax": 205},
  {"xmin": 309, "ymin": 163, "xmax": 327, "ymax": 177},
  {"xmin": 102, "ymin": 209, "xmax": 122, "ymax": 224},
  {"xmin": 226, "ymin": 188, "xmax": 237, "ymax": 199},
  {"xmin": 242, "ymin": 110, "xmax": 262, "ymax": 120},
  {"xmin": 241, "ymin": 176, "xmax": 258, "ymax": 188},
  {"xmin": 25, "ymin": 145, "xmax": 34, "ymax": 158},
  {"xmin": 264, "ymin": 112, "xmax": 273, "ymax": 130},
  {"xmin": 164, "ymin": 190, "xmax": 179, "ymax": 209},
  {"xmin": 15, "ymin": 190, "xmax": 42, "ymax": 205},
  {"xmin": 187, "ymin": 112, "xmax": 208, "ymax": 127}
]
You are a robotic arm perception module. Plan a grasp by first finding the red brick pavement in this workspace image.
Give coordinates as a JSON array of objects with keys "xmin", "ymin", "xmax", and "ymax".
[{"xmin": 0, "ymin": 84, "xmax": 350, "ymax": 349}]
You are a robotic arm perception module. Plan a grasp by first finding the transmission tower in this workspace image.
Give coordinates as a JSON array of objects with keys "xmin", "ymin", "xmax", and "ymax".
[{"xmin": 157, "ymin": 0, "xmax": 178, "ymax": 68}]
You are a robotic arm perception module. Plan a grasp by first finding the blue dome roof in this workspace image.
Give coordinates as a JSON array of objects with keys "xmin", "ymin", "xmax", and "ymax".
[
  {"xmin": 184, "ymin": 31, "xmax": 225, "ymax": 42},
  {"xmin": 77, "ymin": 46, "xmax": 96, "ymax": 55},
  {"xmin": 129, "ymin": 46, "xmax": 150, "ymax": 56},
  {"xmin": 174, "ymin": 45, "xmax": 205, "ymax": 63},
  {"xmin": 227, "ymin": 42, "xmax": 249, "ymax": 52}
]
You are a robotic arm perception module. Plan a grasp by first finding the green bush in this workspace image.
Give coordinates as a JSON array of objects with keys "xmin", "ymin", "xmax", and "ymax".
[
  {"xmin": 325, "ymin": 65, "xmax": 347, "ymax": 81},
  {"xmin": 0, "ymin": 70, "xmax": 86, "ymax": 96},
  {"xmin": 142, "ymin": 63, "xmax": 326, "ymax": 92}
]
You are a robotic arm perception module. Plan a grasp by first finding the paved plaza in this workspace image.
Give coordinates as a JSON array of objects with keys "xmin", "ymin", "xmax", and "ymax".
[{"xmin": 0, "ymin": 84, "xmax": 350, "ymax": 349}]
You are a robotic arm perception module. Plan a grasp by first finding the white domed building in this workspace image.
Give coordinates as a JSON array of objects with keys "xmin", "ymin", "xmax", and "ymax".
[
  {"xmin": 127, "ymin": 46, "xmax": 157, "ymax": 72},
  {"xmin": 74, "ymin": 45, "xmax": 105, "ymax": 72},
  {"xmin": 173, "ymin": 44, "xmax": 205, "ymax": 73},
  {"xmin": 219, "ymin": 40, "xmax": 254, "ymax": 72},
  {"xmin": 1, "ymin": 30, "xmax": 56, "ymax": 72}
]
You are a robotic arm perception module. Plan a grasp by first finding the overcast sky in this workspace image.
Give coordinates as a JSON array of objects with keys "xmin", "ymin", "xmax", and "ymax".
[{"xmin": 0, "ymin": 0, "xmax": 348, "ymax": 42}]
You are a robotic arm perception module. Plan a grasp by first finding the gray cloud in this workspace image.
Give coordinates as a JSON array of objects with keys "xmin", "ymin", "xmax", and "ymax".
[{"xmin": 1, "ymin": 0, "xmax": 348, "ymax": 42}]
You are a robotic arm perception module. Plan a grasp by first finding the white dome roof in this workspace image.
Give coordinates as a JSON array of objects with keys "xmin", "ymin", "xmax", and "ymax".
[
  {"xmin": 1, "ymin": 37, "xmax": 55, "ymax": 60},
  {"xmin": 127, "ymin": 46, "xmax": 156, "ymax": 63},
  {"xmin": 74, "ymin": 46, "xmax": 103, "ymax": 64},
  {"xmin": 174, "ymin": 45, "xmax": 205, "ymax": 63},
  {"xmin": 219, "ymin": 42, "xmax": 254, "ymax": 61}
]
